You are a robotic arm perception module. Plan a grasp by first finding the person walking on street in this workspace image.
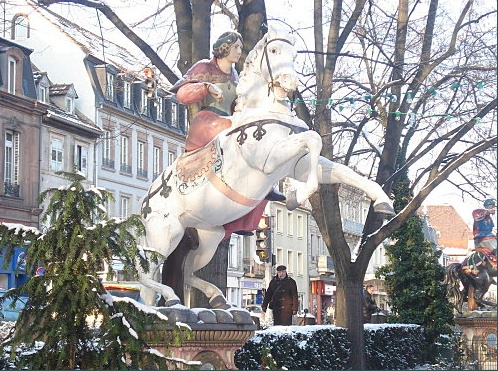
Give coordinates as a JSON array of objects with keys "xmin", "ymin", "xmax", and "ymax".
[
  {"xmin": 363, "ymin": 284, "xmax": 379, "ymax": 323},
  {"xmin": 262, "ymin": 265, "xmax": 298, "ymax": 325}
]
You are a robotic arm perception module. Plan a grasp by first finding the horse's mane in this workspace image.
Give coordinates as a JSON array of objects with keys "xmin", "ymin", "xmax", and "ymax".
[{"xmin": 235, "ymin": 25, "xmax": 295, "ymax": 112}]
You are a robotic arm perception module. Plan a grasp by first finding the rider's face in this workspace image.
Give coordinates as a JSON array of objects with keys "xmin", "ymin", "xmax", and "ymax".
[
  {"xmin": 226, "ymin": 39, "xmax": 243, "ymax": 64},
  {"xmin": 487, "ymin": 205, "xmax": 495, "ymax": 214}
]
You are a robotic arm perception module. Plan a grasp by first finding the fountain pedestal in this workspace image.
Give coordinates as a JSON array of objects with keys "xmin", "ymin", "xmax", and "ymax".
[
  {"xmin": 145, "ymin": 307, "xmax": 256, "ymax": 369},
  {"xmin": 455, "ymin": 310, "xmax": 496, "ymax": 370}
]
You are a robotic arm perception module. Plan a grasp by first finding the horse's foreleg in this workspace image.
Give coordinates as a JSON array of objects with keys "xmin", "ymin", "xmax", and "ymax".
[
  {"xmin": 293, "ymin": 156, "xmax": 394, "ymax": 215},
  {"xmin": 183, "ymin": 227, "xmax": 229, "ymax": 309},
  {"xmin": 265, "ymin": 131, "xmax": 322, "ymax": 208}
]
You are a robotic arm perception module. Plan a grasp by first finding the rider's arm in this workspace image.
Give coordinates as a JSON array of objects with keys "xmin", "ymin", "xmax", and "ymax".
[{"xmin": 176, "ymin": 82, "xmax": 211, "ymax": 104}]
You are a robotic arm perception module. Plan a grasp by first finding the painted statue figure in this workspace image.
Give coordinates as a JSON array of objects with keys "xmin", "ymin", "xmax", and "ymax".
[
  {"xmin": 444, "ymin": 199, "xmax": 497, "ymax": 312},
  {"xmin": 136, "ymin": 25, "xmax": 395, "ymax": 308}
]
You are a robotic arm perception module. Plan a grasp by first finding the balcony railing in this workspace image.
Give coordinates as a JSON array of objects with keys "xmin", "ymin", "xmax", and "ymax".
[
  {"xmin": 137, "ymin": 168, "xmax": 148, "ymax": 179},
  {"xmin": 120, "ymin": 163, "xmax": 132, "ymax": 174},
  {"xmin": 4, "ymin": 182, "xmax": 20, "ymax": 197},
  {"xmin": 102, "ymin": 158, "xmax": 114, "ymax": 169}
]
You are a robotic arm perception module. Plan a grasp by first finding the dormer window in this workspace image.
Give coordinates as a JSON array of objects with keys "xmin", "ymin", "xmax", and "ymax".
[
  {"xmin": 49, "ymin": 83, "xmax": 78, "ymax": 115},
  {"xmin": 65, "ymin": 96, "xmax": 74, "ymax": 114},
  {"xmin": 105, "ymin": 72, "xmax": 115, "ymax": 101},
  {"xmin": 11, "ymin": 14, "xmax": 30, "ymax": 40},
  {"xmin": 123, "ymin": 80, "xmax": 131, "ymax": 108},
  {"xmin": 8, "ymin": 56, "xmax": 16, "ymax": 94},
  {"xmin": 36, "ymin": 74, "xmax": 50, "ymax": 103},
  {"xmin": 141, "ymin": 90, "xmax": 149, "ymax": 114}
]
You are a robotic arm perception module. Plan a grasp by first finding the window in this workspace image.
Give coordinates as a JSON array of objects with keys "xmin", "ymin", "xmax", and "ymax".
[
  {"xmin": 137, "ymin": 141, "xmax": 147, "ymax": 178},
  {"xmin": 276, "ymin": 208, "xmax": 283, "ymax": 234},
  {"xmin": 120, "ymin": 196, "xmax": 130, "ymax": 219},
  {"xmin": 120, "ymin": 135, "xmax": 131, "ymax": 173},
  {"xmin": 297, "ymin": 252, "xmax": 304, "ymax": 276},
  {"xmin": 75, "ymin": 144, "xmax": 88, "ymax": 177},
  {"xmin": 38, "ymin": 84, "xmax": 49, "ymax": 103},
  {"xmin": 228, "ymin": 241, "xmax": 238, "ymax": 269},
  {"xmin": 141, "ymin": 91, "xmax": 149, "ymax": 114},
  {"xmin": 123, "ymin": 81, "xmax": 131, "ymax": 108},
  {"xmin": 287, "ymin": 250, "xmax": 294, "ymax": 273},
  {"xmin": 102, "ymin": 130, "xmax": 114, "ymax": 168},
  {"xmin": 8, "ymin": 57, "xmax": 16, "ymax": 94},
  {"xmin": 317, "ymin": 235, "xmax": 324, "ymax": 256},
  {"xmin": 39, "ymin": 85, "xmax": 48, "ymax": 103},
  {"xmin": 153, "ymin": 146, "xmax": 161, "ymax": 179},
  {"xmin": 51, "ymin": 137, "xmax": 63, "ymax": 172},
  {"xmin": 65, "ymin": 97, "xmax": 74, "ymax": 114},
  {"xmin": 287, "ymin": 211, "xmax": 293, "ymax": 236},
  {"xmin": 11, "ymin": 14, "xmax": 29, "ymax": 39},
  {"xmin": 4, "ymin": 130, "xmax": 20, "ymax": 197},
  {"xmin": 168, "ymin": 151, "xmax": 176, "ymax": 166},
  {"xmin": 297, "ymin": 214, "xmax": 304, "ymax": 238},
  {"xmin": 105, "ymin": 72, "xmax": 115, "ymax": 101},
  {"xmin": 276, "ymin": 247, "xmax": 283, "ymax": 266},
  {"xmin": 171, "ymin": 102, "xmax": 178, "ymax": 127},
  {"xmin": 156, "ymin": 96, "xmax": 164, "ymax": 121}
]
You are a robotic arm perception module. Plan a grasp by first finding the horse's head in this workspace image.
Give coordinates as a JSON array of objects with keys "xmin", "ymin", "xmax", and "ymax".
[{"xmin": 236, "ymin": 25, "xmax": 298, "ymax": 112}]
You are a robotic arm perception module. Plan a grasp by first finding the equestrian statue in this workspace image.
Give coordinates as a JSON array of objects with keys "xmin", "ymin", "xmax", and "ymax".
[
  {"xmin": 136, "ymin": 25, "xmax": 395, "ymax": 308},
  {"xmin": 444, "ymin": 198, "xmax": 497, "ymax": 312}
]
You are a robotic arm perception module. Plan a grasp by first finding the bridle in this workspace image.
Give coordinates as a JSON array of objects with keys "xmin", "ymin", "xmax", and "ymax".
[{"xmin": 260, "ymin": 37, "xmax": 294, "ymax": 96}]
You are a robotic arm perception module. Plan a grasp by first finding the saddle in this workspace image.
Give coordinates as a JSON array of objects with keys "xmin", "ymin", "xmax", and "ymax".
[
  {"xmin": 462, "ymin": 248, "xmax": 497, "ymax": 274},
  {"xmin": 176, "ymin": 141, "xmax": 218, "ymax": 183}
]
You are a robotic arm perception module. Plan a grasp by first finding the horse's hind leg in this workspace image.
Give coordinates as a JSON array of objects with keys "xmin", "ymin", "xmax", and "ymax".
[
  {"xmin": 293, "ymin": 156, "xmax": 394, "ymax": 215},
  {"xmin": 183, "ymin": 227, "xmax": 229, "ymax": 308}
]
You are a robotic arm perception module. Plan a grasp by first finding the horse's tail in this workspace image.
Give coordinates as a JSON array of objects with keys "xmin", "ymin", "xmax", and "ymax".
[{"xmin": 444, "ymin": 263, "xmax": 464, "ymax": 313}]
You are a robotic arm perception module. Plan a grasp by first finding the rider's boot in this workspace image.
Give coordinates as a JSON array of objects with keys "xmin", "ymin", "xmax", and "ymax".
[{"xmin": 265, "ymin": 188, "xmax": 286, "ymax": 202}]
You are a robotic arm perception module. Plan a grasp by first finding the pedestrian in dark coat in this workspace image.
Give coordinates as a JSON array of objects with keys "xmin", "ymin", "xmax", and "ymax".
[
  {"xmin": 363, "ymin": 284, "xmax": 379, "ymax": 323},
  {"xmin": 261, "ymin": 265, "xmax": 298, "ymax": 325}
]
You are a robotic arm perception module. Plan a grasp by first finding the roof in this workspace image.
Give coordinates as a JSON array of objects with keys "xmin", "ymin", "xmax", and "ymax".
[
  {"xmin": 30, "ymin": 2, "xmax": 154, "ymax": 80},
  {"xmin": 418, "ymin": 205, "xmax": 473, "ymax": 249},
  {"xmin": 49, "ymin": 84, "xmax": 74, "ymax": 96}
]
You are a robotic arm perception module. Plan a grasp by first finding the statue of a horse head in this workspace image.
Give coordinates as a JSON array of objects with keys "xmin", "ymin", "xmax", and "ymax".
[{"xmin": 235, "ymin": 25, "xmax": 298, "ymax": 116}]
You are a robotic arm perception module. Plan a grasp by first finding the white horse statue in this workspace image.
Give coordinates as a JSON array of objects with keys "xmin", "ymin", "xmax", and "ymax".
[{"xmin": 137, "ymin": 25, "xmax": 394, "ymax": 307}]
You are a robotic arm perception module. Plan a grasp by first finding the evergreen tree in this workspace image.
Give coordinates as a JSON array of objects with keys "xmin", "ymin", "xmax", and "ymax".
[
  {"xmin": 376, "ymin": 171, "xmax": 455, "ymax": 362},
  {"xmin": 0, "ymin": 170, "xmax": 181, "ymax": 369}
]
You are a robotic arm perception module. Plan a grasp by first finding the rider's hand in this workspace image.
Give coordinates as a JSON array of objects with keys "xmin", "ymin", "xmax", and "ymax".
[{"xmin": 205, "ymin": 83, "xmax": 224, "ymax": 103}]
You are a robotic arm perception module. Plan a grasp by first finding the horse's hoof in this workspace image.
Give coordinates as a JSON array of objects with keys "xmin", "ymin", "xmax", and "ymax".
[
  {"xmin": 209, "ymin": 295, "xmax": 231, "ymax": 309},
  {"xmin": 374, "ymin": 202, "xmax": 395, "ymax": 215},
  {"xmin": 285, "ymin": 190, "xmax": 300, "ymax": 211}
]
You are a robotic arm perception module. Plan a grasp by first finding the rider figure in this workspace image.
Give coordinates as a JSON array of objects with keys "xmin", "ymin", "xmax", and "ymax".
[
  {"xmin": 171, "ymin": 31, "xmax": 285, "ymax": 239},
  {"xmin": 472, "ymin": 198, "xmax": 496, "ymax": 251}
]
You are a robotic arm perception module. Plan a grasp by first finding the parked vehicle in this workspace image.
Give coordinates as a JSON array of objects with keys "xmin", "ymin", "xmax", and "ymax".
[
  {"xmin": 0, "ymin": 289, "xmax": 27, "ymax": 322},
  {"xmin": 102, "ymin": 283, "xmax": 142, "ymax": 302}
]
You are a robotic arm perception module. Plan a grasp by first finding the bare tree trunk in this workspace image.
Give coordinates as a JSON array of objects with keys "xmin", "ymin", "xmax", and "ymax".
[{"xmin": 191, "ymin": 238, "xmax": 230, "ymax": 308}]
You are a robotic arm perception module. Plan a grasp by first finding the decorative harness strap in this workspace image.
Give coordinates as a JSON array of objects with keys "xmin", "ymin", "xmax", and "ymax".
[
  {"xmin": 462, "ymin": 248, "xmax": 497, "ymax": 274},
  {"xmin": 141, "ymin": 170, "xmax": 172, "ymax": 218},
  {"xmin": 226, "ymin": 119, "xmax": 307, "ymax": 145}
]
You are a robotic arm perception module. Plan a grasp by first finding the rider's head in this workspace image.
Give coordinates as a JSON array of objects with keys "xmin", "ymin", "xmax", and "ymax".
[
  {"xmin": 213, "ymin": 31, "xmax": 243, "ymax": 59},
  {"xmin": 484, "ymin": 198, "xmax": 496, "ymax": 213}
]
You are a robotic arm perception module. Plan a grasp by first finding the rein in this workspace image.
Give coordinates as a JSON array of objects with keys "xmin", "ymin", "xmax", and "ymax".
[
  {"xmin": 226, "ymin": 119, "xmax": 307, "ymax": 145},
  {"xmin": 260, "ymin": 37, "xmax": 293, "ymax": 96}
]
